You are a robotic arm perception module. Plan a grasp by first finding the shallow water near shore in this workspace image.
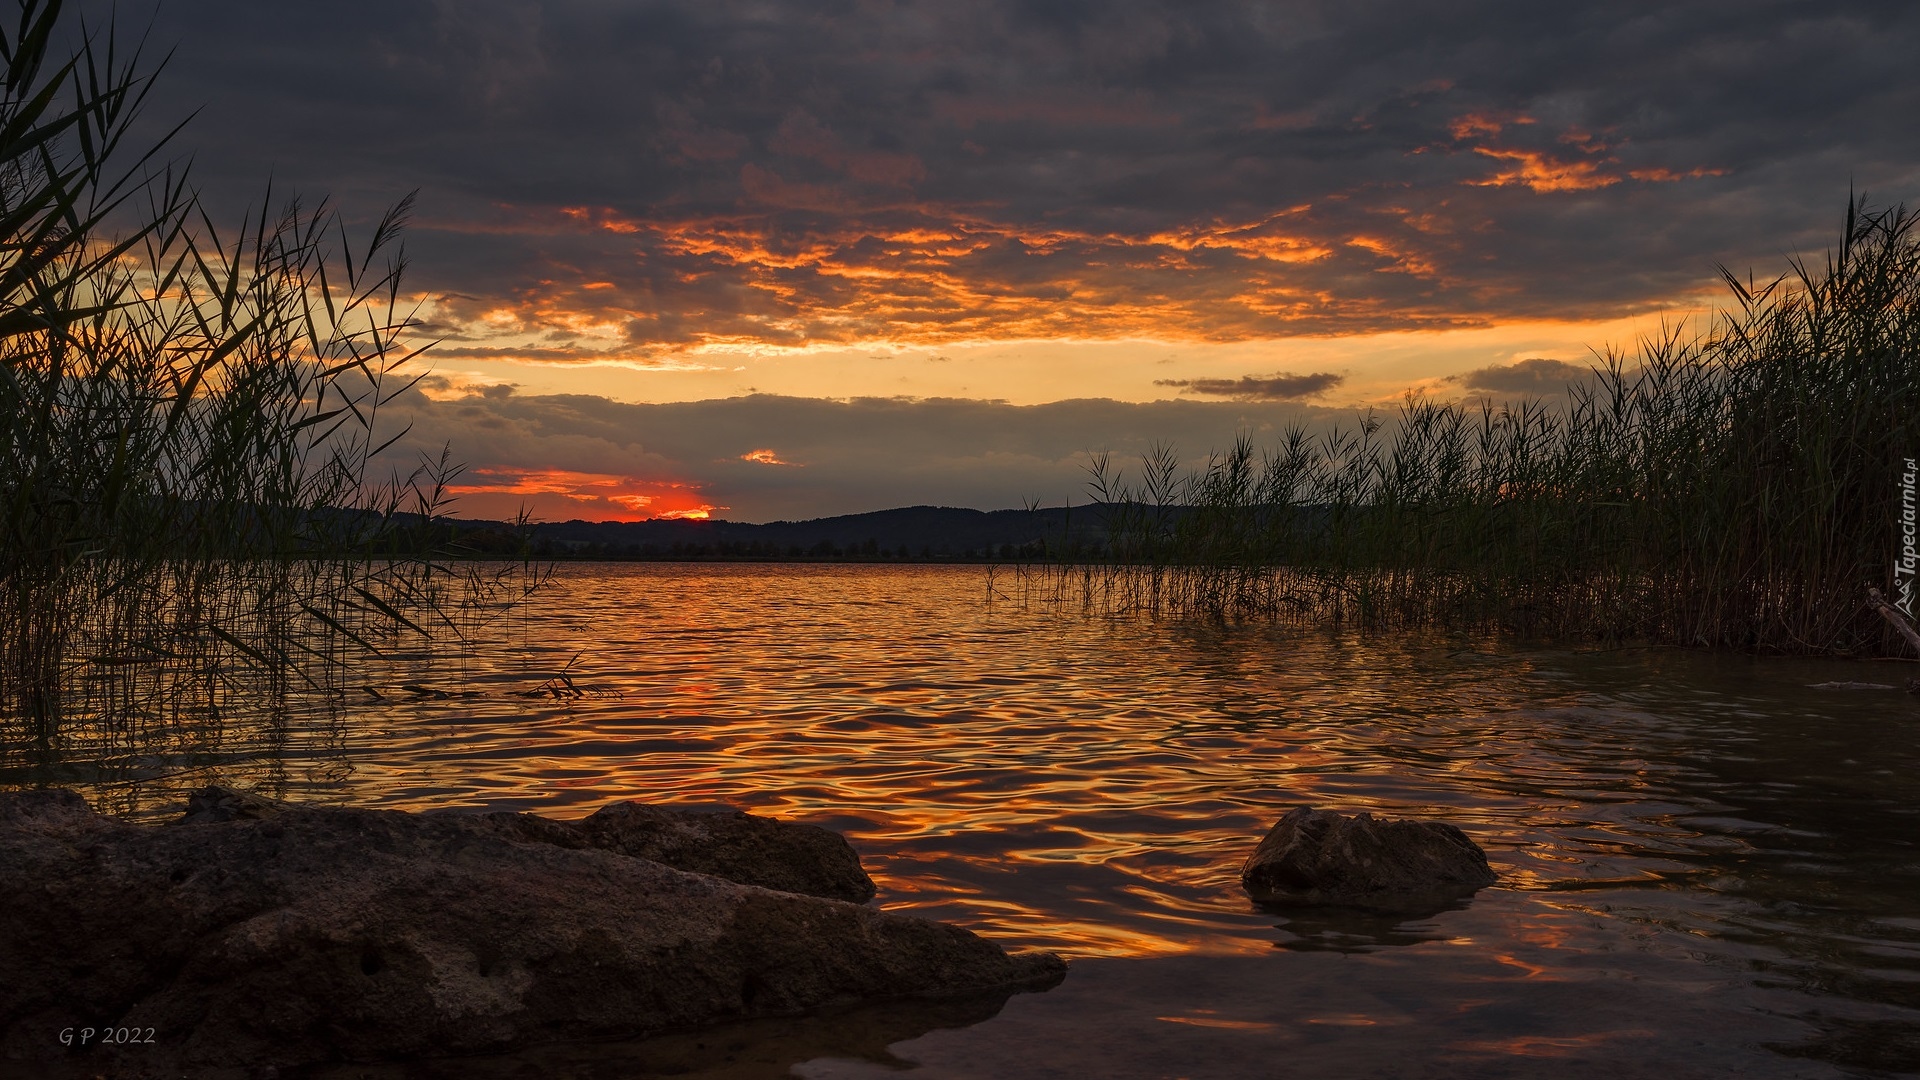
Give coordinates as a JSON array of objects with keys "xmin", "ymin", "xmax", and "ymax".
[{"xmin": 10, "ymin": 563, "xmax": 1920, "ymax": 1077}]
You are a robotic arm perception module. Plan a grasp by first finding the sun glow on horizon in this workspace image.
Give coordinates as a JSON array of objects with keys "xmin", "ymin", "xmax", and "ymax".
[
  {"xmin": 404, "ymin": 298, "xmax": 1723, "ymax": 414},
  {"xmin": 445, "ymin": 467, "xmax": 720, "ymax": 523}
]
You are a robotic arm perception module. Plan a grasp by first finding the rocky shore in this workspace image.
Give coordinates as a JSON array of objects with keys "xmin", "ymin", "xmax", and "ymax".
[{"xmin": 0, "ymin": 788, "xmax": 1064, "ymax": 1075}]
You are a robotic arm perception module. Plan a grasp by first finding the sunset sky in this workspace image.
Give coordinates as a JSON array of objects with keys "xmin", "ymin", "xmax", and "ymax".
[{"xmin": 114, "ymin": 0, "xmax": 1920, "ymax": 522}]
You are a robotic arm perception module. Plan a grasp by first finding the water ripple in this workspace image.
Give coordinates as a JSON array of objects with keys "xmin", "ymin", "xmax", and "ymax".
[{"xmin": 11, "ymin": 563, "xmax": 1920, "ymax": 1072}]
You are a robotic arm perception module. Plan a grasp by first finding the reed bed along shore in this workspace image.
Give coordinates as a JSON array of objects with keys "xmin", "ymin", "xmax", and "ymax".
[
  {"xmin": 1017, "ymin": 201, "xmax": 1920, "ymax": 656},
  {"xmin": 0, "ymin": 0, "xmax": 540, "ymax": 752}
]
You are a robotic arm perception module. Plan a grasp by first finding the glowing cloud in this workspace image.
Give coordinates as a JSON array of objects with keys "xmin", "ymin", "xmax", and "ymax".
[
  {"xmin": 740, "ymin": 449, "xmax": 800, "ymax": 466},
  {"xmin": 444, "ymin": 467, "xmax": 720, "ymax": 523},
  {"xmin": 1467, "ymin": 148, "xmax": 1621, "ymax": 193},
  {"xmin": 152, "ymin": 0, "xmax": 1878, "ymax": 399},
  {"xmin": 1448, "ymin": 112, "xmax": 1533, "ymax": 141}
]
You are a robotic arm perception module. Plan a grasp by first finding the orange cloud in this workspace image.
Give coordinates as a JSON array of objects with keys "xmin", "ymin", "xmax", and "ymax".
[
  {"xmin": 739, "ymin": 449, "xmax": 800, "ymax": 466},
  {"xmin": 560, "ymin": 206, "xmax": 642, "ymax": 233},
  {"xmin": 445, "ymin": 467, "xmax": 720, "ymax": 522},
  {"xmin": 1448, "ymin": 112, "xmax": 1533, "ymax": 141},
  {"xmin": 1467, "ymin": 147, "xmax": 1621, "ymax": 193},
  {"xmin": 416, "ymin": 157, "xmax": 1734, "ymax": 369},
  {"xmin": 1345, "ymin": 234, "xmax": 1439, "ymax": 277},
  {"xmin": 1447, "ymin": 118, "xmax": 1723, "ymax": 195},
  {"xmin": 1142, "ymin": 211, "xmax": 1332, "ymax": 263},
  {"xmin": 414, "ymin": 201, "xmax": 1438, "ymax": 362},
  {"xmin": 1557, "ymin": 128, "xmax": 1610, "ymax": 153},
  {"xmin": 586, "ymin": 206, "xmax": 1349, "ymax": 341}
]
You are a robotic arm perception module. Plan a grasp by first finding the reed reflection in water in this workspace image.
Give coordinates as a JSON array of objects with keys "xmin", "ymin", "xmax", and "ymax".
[{"xmin": 9, "ymin": 563, "xmax": 1920, "ymax": 1076}]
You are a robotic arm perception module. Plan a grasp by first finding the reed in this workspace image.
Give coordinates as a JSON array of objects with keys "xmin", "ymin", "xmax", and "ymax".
[
  {"xmin": 0, "ymin": 0, "xmax": 538, "ymax": 754},
  {"xmin": 1030, "ymin": 199, "xmax": 1920, "ymax": 655}
]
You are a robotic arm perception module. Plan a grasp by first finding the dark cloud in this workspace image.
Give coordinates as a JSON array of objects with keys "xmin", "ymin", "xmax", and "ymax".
[
  {"xmin": 1450, "ymin": 357, "xmax": 1592, "ymax": 394},
  {"xmin": 1155, "ymin": 372, "xmax": 1344, "ymax": 401},
  {"xmin": 380, "ymin": 390, "xmax": 1349, "ymax": 521},
  {"xmin": 89, "ymin": 0, "xmax": 1920, "ymax": 354}
]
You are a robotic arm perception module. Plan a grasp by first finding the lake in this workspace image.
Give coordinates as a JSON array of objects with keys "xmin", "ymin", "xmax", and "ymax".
[{"xmin": 10, "ymin": 562, "xmax": 1920, "ymax": 1077}]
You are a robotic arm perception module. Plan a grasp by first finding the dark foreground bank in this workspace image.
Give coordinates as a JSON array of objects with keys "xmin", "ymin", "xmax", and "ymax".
[{"xmin": 0, "ymin": 789, "xmax": 1064, "ymax": 1076}]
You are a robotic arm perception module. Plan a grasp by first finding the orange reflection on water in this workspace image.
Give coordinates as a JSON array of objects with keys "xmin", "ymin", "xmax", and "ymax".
[
  {"xmin": 51, "ymin": 564, "xmax": 1920, "ymax": 995},
  {"xmin": 1155, "ymin": 1014, "xmax": 1275, "ymax": 1031},
  {"xmin": 1447, "ymin": 1031, "xmax": 1656, "ymax": 1058},
  {"xmin": 1486, "ymin": 953, "xmax": 1555, "ymax": 980}
]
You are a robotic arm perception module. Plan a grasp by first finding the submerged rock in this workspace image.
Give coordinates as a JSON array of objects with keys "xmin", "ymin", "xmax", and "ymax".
[
  {"xmin": 1241, "ymin": 807, "xmax": 1496, "ymax": 914},
  {"xmin": 0, "ymin": 789, "xmax": 1062, "ymax": 1074}
]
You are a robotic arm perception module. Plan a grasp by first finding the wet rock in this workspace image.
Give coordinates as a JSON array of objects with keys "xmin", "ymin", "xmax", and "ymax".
[
  {"xmin": 175, "ymin": 791, "xmax": 876, "ymax": 904},
  {"xmin": 1241, "ymin": 807, "xmax": 1496, "ymax": 914},
  {"xmin": 574, "ymin": 802, "xmax": 878, "ymax": 904},
  {"xmin": 0, "ymin": 790, "xmax": 1063, "ymax": 1074},
  {"xmin": 292, "ymin": 986, "xmax": 1034, "ymax": 1080},
  {"xmin": 0, "ymin": 787, "xmax": 93, "ymax": 828},
  {"xmin": 177, "ymin": 784, "xmax": 290, "ymax": 825}
]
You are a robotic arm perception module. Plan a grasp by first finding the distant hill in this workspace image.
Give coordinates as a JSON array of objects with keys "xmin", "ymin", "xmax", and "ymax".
[{"xmin": 446, "ymin": 504, "xmax": 1119, "ymax": 561}]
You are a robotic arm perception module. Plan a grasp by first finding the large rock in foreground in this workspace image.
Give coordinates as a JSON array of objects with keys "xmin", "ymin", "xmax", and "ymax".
[
  {"xmin": 182, "ymin": 785, "xmax": 880, "ymax": 904},
  {"xmin": 1241, "ymin": 807, "xmax": 1496, "ymax": 914},
  {"xmin": 0, "ymin": 789, "xmax": 1062, "ymax": 1074},
  {"xmin": 574, "ymin": 801, "xmax": 877, "ymax": 903}
]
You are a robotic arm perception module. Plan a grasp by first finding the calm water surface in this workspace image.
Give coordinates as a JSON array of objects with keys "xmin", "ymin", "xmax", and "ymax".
[{"xmin": 16, "ymin": 563, "xmax": 1920, "ymax": 1078}]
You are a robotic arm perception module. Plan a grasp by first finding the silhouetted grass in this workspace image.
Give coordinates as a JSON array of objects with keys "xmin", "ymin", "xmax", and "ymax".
[
  {"xmin": 1027, "ymin": 199, "xmax": 1920, "ymax": 655},
  {"xmin": 0, "ymin": 0, "xmax": 541, "ymax": 751}
]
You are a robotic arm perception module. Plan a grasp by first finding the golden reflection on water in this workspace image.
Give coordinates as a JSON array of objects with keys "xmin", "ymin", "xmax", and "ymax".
[
  {"xmin": 8, "ymin": 564, "xmax": 1920, "ymax": 1040},
  {"xmin": 1447, "ymin": 1030, "xmax": 1658, "ymax": 1057},
  {"xmin": 1155, "ymin": 1013, "xmax": 1277, "ymax": 1030}
]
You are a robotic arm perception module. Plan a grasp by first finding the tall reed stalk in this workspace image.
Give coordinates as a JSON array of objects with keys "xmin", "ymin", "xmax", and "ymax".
[
  {"xmin": 1035, "ymin": 200, "xmax": 1920, "ymax": 655},
  {"xmin": 1, "ymin": 0, "xmax": 535, "ymax": 753}
]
